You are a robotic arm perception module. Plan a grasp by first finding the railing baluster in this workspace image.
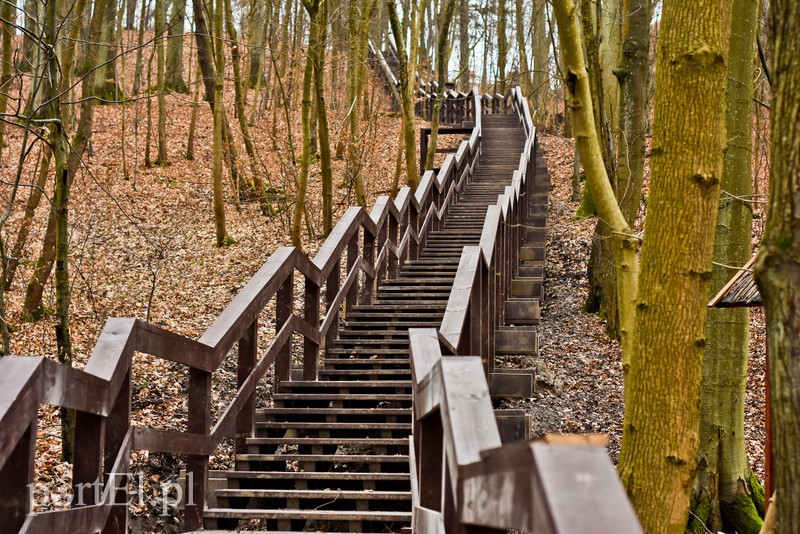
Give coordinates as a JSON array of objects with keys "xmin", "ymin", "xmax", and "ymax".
[
  {"xmin": 304, "ymin": 275, "xmax": 320, "ymax": 380},
  {"xmin": 346, "ymin": 233, "xmax": 359, "ymax": 312},
  {"xmin": 103, "ymin": 371, "xmax": 130, "ymax": 534},
  {"xmin": 388, "ymin": 213, "xmax": 399, "ymax": 280},
  {"xmin": 362, "ymin": 229, "xmax": 375, "ymax": 304},
  {"xmin": 236, "ymin": 319, "xmax": 258, "ymax": 455},
  {"xmin": 275, "ymin": 275, "xmax": 293, "ymax": 387},
  {"xmin": 0, "ymin": 420, "xmax": 35, "ymax": 532},
  {"xmin": 73, "ymin": 411, "xmax": 104, "ymax": 506},
  {"xmin": 185, "ymin": 369, "xmax": 210, "ymax": 532},
  {"xmin": 325, "ymin": 261, "xmax": 339, "ymax": 363}
]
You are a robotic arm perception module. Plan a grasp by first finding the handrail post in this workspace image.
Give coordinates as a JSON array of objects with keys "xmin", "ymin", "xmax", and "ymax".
[
  {"xmin": 470, "ymin": 270, "xmax": 481, "ymax": 357},
  {"xmin": 409, "ymin": 203, "xmax": 420, "ymax": 261},
  {"xmin": 275, "ymin": 275, "xmax": 293, "ymax": 387},
  {"xmin": 325, "ymin": 260, "xmax": 340, "ymax": 361},
  {"xmin": 0, "ymin": 420, "xmax": 35, "ymax": 532},
  {"xmin": 103, "ymin": 371, "xmax": 131, "ymax": 533},
  {"xmin": 388, "ymin": 213, "xmax": 399, "ymax": 279},
  {"xmin": 73, "ymin": 410, "xmax": 105, "ymax": 506},
  {"xmin": 419, "ymin": 129, "xmax": 429, "ymax": 177},
  {"xmin": 185, "ymin": 369, "xmax": 209, "ymax": 531},
  {"xmin": 236, "ymin": 319, "xmax": 258, "ymax": 455},
  {"xmin": 481, "ymin": 260, "xmax": 492, "ymax": 372},
  {"xmin": 362, "ymin": 229, "xmax": 375, "ymax": 304},
  {"xmin": 304, "ymin": 275, "xmax": 320, "ymax": 380},
  {"xmin": 346, "ymin": 233, "xmax": 359, "ymax": 312}
]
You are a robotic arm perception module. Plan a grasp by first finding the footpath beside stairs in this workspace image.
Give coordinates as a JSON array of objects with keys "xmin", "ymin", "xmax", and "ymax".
[{"xmin": 198, "ymin": 113, "xmax": 547, "ymax": 532}]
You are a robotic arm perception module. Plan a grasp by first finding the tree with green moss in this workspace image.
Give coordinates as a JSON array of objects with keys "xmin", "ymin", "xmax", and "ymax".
[
  {"xmin": 753, "ymin": 0, "xmax": 800, "ymax": 529},
  {"xmin": 554, "ymin": 0, "xmax": 732, "ymax": 530},
  {"xmin": 689, "ymin": 1, "xmax": 764, "ymax": 532}
]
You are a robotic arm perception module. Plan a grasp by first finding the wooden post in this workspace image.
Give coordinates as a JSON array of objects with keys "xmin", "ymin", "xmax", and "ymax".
[
  {"xmin": 0, "ymin": 421, "xmax": 35, "ymax": 532},
  {"xmin": 418, "ymin": 411, "xmax": 444, "ymax": 511},
  {"xmin": 420, "ymin": 129, "xmax": 429, "ymax": 177},
  {"xmin": 361, "ymin": 229, "xmax": 375, "ymax": 304},
  {"xmin": 275, "ymin": 276, "xmax": 293, "ymax": 388},
  {"xmin": 103, "ymin": 372, "xmax": 131, "ymax": 534},
  {"xmin": 346, "ymin": 234, "xmax": 359, "ymax": 312},
  {"xmin": 304, "ymin": 275, "xmax": 320, "ymax": 380},
  {"xmin": 388, "ymin": 213, "xmax": 399, "ymax": 279},
  {"xmin": 325, "ymin": 260, "xmax": 340, "ymax": 362},
  {"xmin": 73, "ymin": 411, "xmax": 105, "ymax": 506},
  {"xmin": 470, "ymin": 268, "xmax": 482, "ymax": 357},
  {"xmin": 236, "ymin": 319, "xmax": 258, "ymax": 455},
  {"xmin": 185, "ymin": 368, "xmax": 210, "ymax": 531}
]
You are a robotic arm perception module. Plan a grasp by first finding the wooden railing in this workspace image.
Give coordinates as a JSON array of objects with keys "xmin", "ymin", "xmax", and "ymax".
[
  {"xmin": 367, "ymin": 41, "xmax": 478, "ymax": 126},
  {"xmin": 407, "ymin": 87, "xmax": 644, "ymax": 533},
  {"xmin": 0, "ymin": 95, "xmax": 484, "ymax": 533}
]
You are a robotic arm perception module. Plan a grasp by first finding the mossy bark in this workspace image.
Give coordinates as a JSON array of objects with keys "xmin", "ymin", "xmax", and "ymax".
[
  {"xmin": 312, "ymin": 0, "xmax": 333, "ymax": 235},
  {"xmin": 552, "ymin": 0, "xmax": 639, "ymax": 370},
  {"xmin": 155, "ymin": 0, "xmax": 170, "ymax": 164},
  {"xmin": 532, "ymin": 0, "xmax": 549, "ymax": 122},
  {"xmin": 387, "ymin": 0, "xmax": 418, "ymax": 191},
  {"xmin": 212, "ymin": 0, "xmax": 229, "ymax": 246},
  {"xmin": 616, "ymin": 0, "xmax": 731, "ymax": 531},
  {"xmin": 292, "ymin": 1, "xmax": 319, "ymax": 249},
  {"xmin": 166, "ymin": 0, "xmax": 188, "ymax": 92},
  {"xmin": 424, "ymin": 0, "xmax": 456, "ymax": 170},
  {"xmin": 753, "ymin": 0, "xmax": 800, "ymax": 529},
  {"xmin": 692, "ymin": 0, "xmax": 761, "ymax": 532}
]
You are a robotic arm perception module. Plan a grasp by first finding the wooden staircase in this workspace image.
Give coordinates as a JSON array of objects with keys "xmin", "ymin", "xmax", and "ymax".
[{"xmin": 201, "ymin": 114, "xmax": 527, "ymax": 532}]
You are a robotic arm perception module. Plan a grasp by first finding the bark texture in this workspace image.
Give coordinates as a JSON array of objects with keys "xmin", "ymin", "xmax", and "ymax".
[
  {"xmin": 691, "ymin": 0, "xmax": 761, "ymax": 532},
  {"xmin": 753, "ymin": 0, "xmax": 800, "ymax": 530},
  {"xmin": 387, "ymin": 0, "xmax": 418, "ymax": 191},
  {"xmin": 616, "ymin": 0, "xmax": 731, "ymax": 531}
]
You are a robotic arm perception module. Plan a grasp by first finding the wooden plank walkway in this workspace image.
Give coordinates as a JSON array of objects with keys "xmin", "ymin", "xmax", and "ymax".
[{"xmin": 200, "ymin": 114, "xmax": 527, "ymax": 532}]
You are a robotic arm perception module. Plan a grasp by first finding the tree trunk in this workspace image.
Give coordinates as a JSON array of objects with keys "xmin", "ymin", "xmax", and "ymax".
[
  {"xmin": 166, "ymin": 0, "xmax": 187, "ymax": 91},
  {"xmin": 95, "ymin": 0, "xmax": 122, "ymax": 100},
  {"xmin": 0, "ymin": 0, "xmax": 13, "ymax": 155},
  {"xmin": 513, "ymin": 0, "xmax": 530, "ymax": 94},
  {"xmin": 616, "ymin": 0, "xmax": 731, "ymax": 532},
  {"xmin": 126, "ymin": 0, "xmax": 137, "ymax": 28},
  {"xmin": 20, "ymin": 0, "xmax": 37, "ymax": 72},
  {"xmin": 187, "ymin": 63, "xmax": 200, "ymax": 160},
  {"xmin": 387, "ymin": 0, "xmax": 418, "ymax": 190},
  {"xmin": 7, "ymin": 148, "xmax": 51, "ymax": 289},
  {"xmin": 532, "ymin": 0, "xmax": 549, "ymax": 121},
  {"xmin": 424, "ymin": 0, "xmax": 456, "ymax": 170},
  {"xmin": 224, "ymin": 0, "xmax": 270, "ymax": 212},
  {"xmin": 312, "ymin": 0, "xmax": 333, "ymax": 236},
  {"xmin": 690, "ymin": 0, "xmax": 762, "ymax": 532},
  {"xmin": 552, "ymin": 0, "xmax": 639, "ymax": 369},
  {"xmin": 47, "ymin": 0, "xmax": 107, "ymax": 463},
  {"xmin": 155, "ymin": 0, "xmax": 170, "ymax": 164},
  {"xmin": 247, "ymin": 0, "xmax": 267, "ymax": 87},
  {"xmin": 496, "ymin": 0, "xmax": 507, "ymax": 94},
  {"xmin": 212, "ymin": 0, "xmax": 229, "ymax": 246},
  {"xmin": 599, "ymin": 0, "xmax": 622, "ymax": 136},
  {"xmin": 133, "ymin": 0, "xmax": 149, "ymax": 94},
  {"xmin": 458, "ymin": 0, "xmax": 469, "ymax": 88},
  {"xmin": 292, "ymin": 3, "xmax": 317, "ymax": 248},
  {"xmin": 753, "ymin": 0, "xmax": 800, "ymax": 530}
]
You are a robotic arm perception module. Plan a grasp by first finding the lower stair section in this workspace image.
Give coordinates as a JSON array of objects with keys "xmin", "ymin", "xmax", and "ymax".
[{"xmin": 200, "ymin": 114, "xmax": 528, "ymax": 533}]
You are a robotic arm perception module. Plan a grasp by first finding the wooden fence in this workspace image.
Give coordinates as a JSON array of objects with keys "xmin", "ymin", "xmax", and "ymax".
[
  {"xmin": 0, "ymin": 96, "xmax": 483, "ymax": 533},
  {"xmin": 406, "ymin": 87, "xmax": 644, "ymax": 533}
]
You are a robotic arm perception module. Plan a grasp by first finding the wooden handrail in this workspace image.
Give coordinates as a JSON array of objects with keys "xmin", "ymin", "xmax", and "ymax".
[
  {"xmin": 408, "ymin": 87, "xmax": 643, "ymax": 533},
  {"xmin": 409, "ymin": 326, "xmax": 643, "ymax": 532},
  {"xmin": 0, "ymin": 92, "xmax": 484, "ymax": 533}
]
